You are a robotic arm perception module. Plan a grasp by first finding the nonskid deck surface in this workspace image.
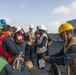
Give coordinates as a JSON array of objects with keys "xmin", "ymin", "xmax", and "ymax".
[{"xmin": 31, "ymin": 41, "xmax": 66, "ymax": 75}]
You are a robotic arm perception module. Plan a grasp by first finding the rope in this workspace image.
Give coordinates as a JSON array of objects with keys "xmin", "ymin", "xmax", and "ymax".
[
  {"xmin": 12, "ymin": 56, "xmax": 24, "ymax": 70},
  {"xmin": 12, "ymin": 42, "xmax": 26, "ymax": 70}
]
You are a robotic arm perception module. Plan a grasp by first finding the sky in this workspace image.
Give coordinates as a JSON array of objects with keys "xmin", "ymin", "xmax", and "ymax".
[{"xmin": 0, "ymin": 0, "xmax": 76, "ymax": 33}]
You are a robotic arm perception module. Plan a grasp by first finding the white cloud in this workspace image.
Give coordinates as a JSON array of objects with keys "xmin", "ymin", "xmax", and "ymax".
[
  {"xmin": 53, "ymin": 6, "xmax": 71, "ymax": 15},
  {"xmin": 46, "ymin": 21, "xmax": 61, "ymax": 33},
  {"xmin": 6, "ymin": 19, "xmax": 12, "ymax": 24},
  {"xmin": 53, "ymin": 1, "xmax": 76, "ymax": 15},
  {"xmin": 20, "ymin": 3, "xmax": 26, "ymax": 9},
  {"xmin": 71, "ymin": 1, "xmax": 76, "ymax": 10},
  {"xmin": 50, "ymin": 21, "xmax": 61, "ymax": 29}
]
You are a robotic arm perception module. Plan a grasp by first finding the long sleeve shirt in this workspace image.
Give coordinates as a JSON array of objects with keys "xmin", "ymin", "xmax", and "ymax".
[
  {"xmin": 49, "ymin": 44, "xmax": 76, "ymax": 66},
  {"xmin": 2, "ymin": 36, "xmax": 22, "ymax": 55}
]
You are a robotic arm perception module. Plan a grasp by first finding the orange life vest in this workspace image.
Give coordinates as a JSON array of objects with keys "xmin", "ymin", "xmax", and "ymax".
[
  {"xmin": 14, "ymin": 32, "xmax": 24, "ymax": 43},
  {"xmin": 0, "ymin": 32, "xmax": 14, "ymax": 63}
]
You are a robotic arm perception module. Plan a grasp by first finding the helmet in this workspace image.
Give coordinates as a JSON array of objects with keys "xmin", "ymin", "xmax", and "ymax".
[
  {"xmin": 0, "ymin": 19, "xmax": 6, "ymax": 26},
  {"xmin": 0, "ymin": 23, "xmax": 3, "ymax": 29},
  {"xmin": 44, "ymin": 30, "xmax": 47, "ymax": 34},
  {"xmin": 39, "ymin": 25, "xmax": 46, "ymax": 30},
  {"xmin": 16, "ymin": 27, "xmax": 21, "ymax": 32},
  {"xmin": 58, "ymin": 23, "xmax": 74, "ymax": 34},
  {"xmin": 12, "ymin": 26, "xmax": 17, "ymax": 32},
  {"xmin": 36, "ymin": 26, "xmax": 39, "ymax": 30},
  {"xmin": 29, "ymin": 24, "xmax": 34, "ymax": 28}
]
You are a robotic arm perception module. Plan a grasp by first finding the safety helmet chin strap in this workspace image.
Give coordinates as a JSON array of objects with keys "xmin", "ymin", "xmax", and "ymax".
[
  {"xmin": 64, "ymin": 31, "xmax": 70, "ymax": 75},
  {"xmin": 64, "ymin": 31, "xmax": 68, "ymax": 42}
]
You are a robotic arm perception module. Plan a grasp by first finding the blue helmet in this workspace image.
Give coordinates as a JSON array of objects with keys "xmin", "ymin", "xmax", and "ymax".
[
  {"xmin": 0, "ymin": 19, "xmax": 6, "ymax": 26},
  {"xmin": 36, "ymin": 26, "xmax": 39, "ymax": 30},
  {"xmin": 44, "ymin": 30, "xmax": 47, "ymax": 33}
]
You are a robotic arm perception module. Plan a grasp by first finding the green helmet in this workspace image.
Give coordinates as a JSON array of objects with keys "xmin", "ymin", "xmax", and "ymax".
[{"xmin": 0, "ymin": 23, "xmax": 3, "ymax": 29}]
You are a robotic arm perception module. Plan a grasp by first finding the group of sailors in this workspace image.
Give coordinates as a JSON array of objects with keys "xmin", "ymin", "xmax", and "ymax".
[
  {"xmin": 0, "ymin": 22, "xmax": 76, "ymax": 75},
  {"xmin": 12, "ymin": 24, "xmax": 52, "ymax": 69},
  {"xmin": 0, "ymin": 23, "xmax": 52, "ymax": 73}
]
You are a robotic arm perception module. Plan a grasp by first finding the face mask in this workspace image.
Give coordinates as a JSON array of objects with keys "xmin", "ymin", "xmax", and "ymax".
[{"xmin": 36, "ymin": 34, "xmax": 40, "ymax": 38}]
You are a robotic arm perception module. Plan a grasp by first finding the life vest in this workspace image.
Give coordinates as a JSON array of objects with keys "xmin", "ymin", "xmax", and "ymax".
[
  {"xmin": 64, "ymin": 36, "xmax": 76, "ymax": 74},
  {"xmin": 2, "ymin": 31, "xmax": 11, "ymax": 37},
  {"xmin": 14, "ymin": 32, "xmax": 24, "ymax": 43},
  {"xmin": 26, "ymin": 31, "xmax": 35, "ymax": 46},
  {"xmin": 37, "ymin": 33, "xmax": 48, "ymax": 53},
  {"xmin": 0, "ymin": 32, "xmax": 14, "ymax": 63}
]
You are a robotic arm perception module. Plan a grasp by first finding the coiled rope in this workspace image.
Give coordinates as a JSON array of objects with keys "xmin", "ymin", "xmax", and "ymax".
[{"xmin": 12, "ymin": 56, "xmax": 24, "ymax": 70}]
